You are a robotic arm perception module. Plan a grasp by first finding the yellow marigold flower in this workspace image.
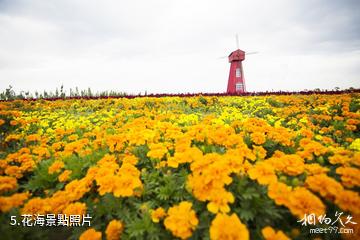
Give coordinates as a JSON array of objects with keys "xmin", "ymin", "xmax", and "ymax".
[
  {"xmin": 96, "ymin": 154, "xmax": 119, "ymax": 171},
  {"xmin": 349, "ymin": 138, "xmax": 360, "ymax": 151},
  {"xmin": 48, "ymin": 161, "xmax": 64, "ymax": 174},
  {"xmin": 168, "ymin": 147, "xmax": 203, "ymax": 168},
  {"xmin": 5, "ymin": 134, "xmax": 21, "ymax": 142},
  {"xmin": 58, "ymin": 170, "xmax": 72, "ymax": 182},
  {"xmin": 261, "ymin": 226, "xmax": 290, "ymax": 240},
  {"xmin": 251, "ymin": 132, "xmax": 266, "ymax": 145},
  {"xmin": 63, "ymin": 202, "xmax": 86, "ymax": 216},
  {"xmin": 79, "ymin": 228, "xmax": 102, "ymax": 240},
  {"xmin": 147, "ymin": 143, "xmax": 168, "ymax": 159},
  {"xmin": 151, "ymin": 207, "xmax": 166, "ymax": 223},
  {"xmin": 122, "ymin": 154, "xmax": 138, "ymax": 165},
  {"xmin": 140, "ymin": 202, "xmax": 150, "ymax": 213},
  {"xmin": 0, "ymin": 176, "xmax": 17, "ymax": 192},
  {"xmin": 106, "ymin": 219, "xmax": 124, "ymax": 240},
  {"xmin": 96, "ymin": 175, "xmax": 117, "ymax": 195},
  {"xmin": 210, "ymin": 213, "xmax": 249, "ymax": 240},
  {"xmin": 207, "ymin": 188, "xmax": 234, "ymax": 214},
  {"xmin": 68, "ymin": 134, "xmax": 79, "ymax": 141},
  {"xmin": 0, "ymin": 119, "xmax": 5, "ymax": 126},
  {"xmin": 164, "ymin": 201, "xmax": 198, "ymax": 239},
  {"xmin": 252, "ymin": 145, "xmax": 267, "ymax": 160},
  {"xmin": 95, "ymin": 162, "xmax": 142, "ymax": 197}
]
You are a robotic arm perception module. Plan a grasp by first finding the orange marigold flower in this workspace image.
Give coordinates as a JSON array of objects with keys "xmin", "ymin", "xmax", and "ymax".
[
  {"xmin": 168, "ymin": 147, "xmax": 203, "ymax": 168},
  {"xmin": 352, "ymin": 152, "xmax": 360, "ymax": 167},
  {"xmin": 147, "ymin": 143, "xmax": 168, "ymax": 159},
  {"xmin": 164, "ymin": 201, "xmax": 198, "ymax": 239},
  {"xmin": 305, "ymin": 174, "xmax": 343, "ymax": 201},
  {"xmin": 122, "ymin": 154, "xmax": 138, "ymax": 165},
  {"xmin": 346, "ymin": 125, "xmax": 357, "ymax": 131},
  {"xmin": 262, "ymin": 226, "xmax": 290, "ymax": 240},
  {"xmin": 151, "ymin": 207, "xmax": 166, "ymax": 223},
  {"xmin": 210, "ymin": 213, "xmax": 249, "ymax": 240},
  {"xmin": 79, "ymin": 228, "xmax": 102, "ymax": 240},
  {"xmin": 58, "ymin": 170, "xmax": 72, "ymax": 182},
  {"xmin": 21, "ymin": 197, "xmax": 51, "ymax": 215},
  {"xmin": 0, "ymin": 192, "xmax": 30, "ymax": 212},
  {"xmin": 272, "ymin": 150, "xmax": 285, "ymax": 158},
  {"xmin": 304, "ymin": 163, "xmax": 329, "ymax": 176},
  {"xmin": 5, "ymin": 134, "xmax": 21, "ymax": 142},
  {"xmin": 207, "ymin": 188, "xmax": 234, "ymax": 214},
  {"xmin": 299, "ymin": 140, "xmax": 328, "ymax": 160},
  {"xmin": 0, "ymin": 176, "xmax": 17, "ymax": 192},
  {"xmin": 251, "ymin": 132, "xmax": 266, "ymax": 145},
  {"xmin": 300, "ymin": 129, "xmax": 313, "ymax": 139},
  {"xmin": 268, "ymin": 181, "xmax": 292, "ymax": 206},
  {"xmin": 329, "ymin": 154, "xmax": 351, "ymax": 165},
  {"xmin": 48, "ymin": 161, "xmax": 65, "ymax": 174},
  {"xmin": 347, "ymin": 119, "xmax": 360, "ymax": 125},
  {"xmin": 252, "ymin": 145, "xmax": 267, "ymax": 160},
  {"xmin": 5, "ymin": 165, "xmax": 23, "ymax": 178},
  {"xmin": 52, "ymin": 141, "xmax": 65, "ymax": 151},
  {"xmin": 287, "ymin": 187, "xmax": 326, "ymax": 219},
  {"xmin": 10, "ymin": 120, "xmax": 18, "ymax": 126},
  {"xmin": 336, "ymin": 167, "xmax": 360, "ymax": 188},
  {"xmin": 26, "ymin": 134, "xmax": 41, "ymax": 142},
  {"xmin": 63, "ymin": 202, "xmax": 86, "ymax": 217},
  {"xmin": 106, "ymin": 219, "xmax": 124, "ymax": 240},
  {"xmin": 32, "ymin": 146, "xmax": 51, "ymax": 159},
  {"xmin": 248, "ymin": 162, "xmax": 277, "ymax": 185},
  {"xmin": 271, "ymin": 154, "xmax": 305, "ymax": 176},
  {"xmin": 334, "ymin": 190, "xmax": 360, "ymax": 215}
]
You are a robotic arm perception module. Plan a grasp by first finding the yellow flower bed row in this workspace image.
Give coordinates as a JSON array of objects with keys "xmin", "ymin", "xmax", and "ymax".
[{"xmin": 0, "ymin": 94, "xmax": 359, "ymax": 239}]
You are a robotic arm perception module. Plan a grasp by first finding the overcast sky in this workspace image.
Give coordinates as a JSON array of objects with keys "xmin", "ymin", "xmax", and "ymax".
[{"xmin": 0, "ymin": 0, "xmax": 359, "ymax": 94}]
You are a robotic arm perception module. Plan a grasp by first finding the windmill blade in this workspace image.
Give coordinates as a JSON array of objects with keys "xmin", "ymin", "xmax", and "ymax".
[
  {"xmin": 236, "ymin": 34, "xmax": 239, "ymax": 49},
  {"xmin": 245, "ymin": 51, "xmax": 258, "ymax": 55}
]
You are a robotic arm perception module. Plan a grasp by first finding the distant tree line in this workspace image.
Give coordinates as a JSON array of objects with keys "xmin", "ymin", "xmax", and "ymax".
[
  {"xmin": 0, "ymin": 85, "xmax": 127, "ymax": 101},
  {"xmin": 0, "ymin": 85, "xmax": 359, "ymax": 101}
]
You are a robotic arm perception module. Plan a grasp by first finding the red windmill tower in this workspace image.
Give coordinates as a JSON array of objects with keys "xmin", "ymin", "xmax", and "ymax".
[{"xmin": 226, "ymin": 35, "xmax": 257, "ymax": 94}]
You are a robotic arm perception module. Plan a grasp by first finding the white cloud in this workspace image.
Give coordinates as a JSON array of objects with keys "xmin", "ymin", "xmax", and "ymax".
[{"xmin": 0, "ymin": 0, "xmax": 359, "ymax": 94}]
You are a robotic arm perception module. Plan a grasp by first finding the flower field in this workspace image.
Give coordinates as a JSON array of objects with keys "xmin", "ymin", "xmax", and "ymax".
[{"xmin": 0, "ymin": 94, "xmax": 359, "ymax": 240}]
